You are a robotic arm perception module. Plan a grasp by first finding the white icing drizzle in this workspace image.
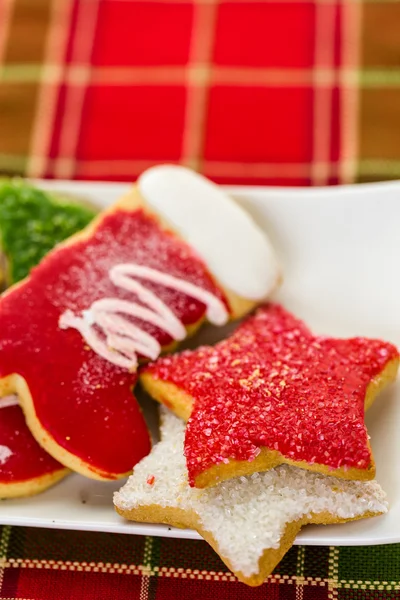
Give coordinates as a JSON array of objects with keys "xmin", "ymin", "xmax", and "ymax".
[
  {"xmin": 59, "ymin": 263, "xmax": 228, "ymax": 370},
  {"xmin": 138, "ymin": 165, "xmax": 280, "ymax": 301},
  {"xmin": 0, "ymin": 396, "xmax": 19, "ymax": 409}
]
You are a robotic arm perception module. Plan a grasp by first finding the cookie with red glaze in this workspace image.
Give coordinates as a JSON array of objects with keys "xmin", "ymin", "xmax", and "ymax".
[
  {"xmin": 0, "ymin": 166, "xmax": 279, "ymax": 480},
  {"xmin": 0, "ymin": 396, "xmax": 68, "ymax": 498},
  {"xmin": 140, "ymin": 304, "xmax": 399, "ymax": 488}
]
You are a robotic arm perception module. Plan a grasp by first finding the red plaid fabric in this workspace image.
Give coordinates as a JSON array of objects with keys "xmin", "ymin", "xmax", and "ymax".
[
  {"xmin": 0, "ymin": 0, "xmax": 374, "ymax": 186},
  {"xmin": 1, "ymin": 526, "xmax": 400, "ymax": 600}
]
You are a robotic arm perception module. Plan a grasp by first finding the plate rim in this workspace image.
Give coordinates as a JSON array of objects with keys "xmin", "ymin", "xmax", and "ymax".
[{"xmin": 1, "ymin": 177, "xmax": 400, "ymax": 547}]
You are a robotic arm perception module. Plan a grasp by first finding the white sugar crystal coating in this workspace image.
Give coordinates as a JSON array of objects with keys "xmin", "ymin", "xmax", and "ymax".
[
  {"xmin": 114, "ymin": 410, "xmax": 388, "ymax": 578},
  {"xmin": 138, "ymin": 165, "xmax": 280, "ymax": 301}
]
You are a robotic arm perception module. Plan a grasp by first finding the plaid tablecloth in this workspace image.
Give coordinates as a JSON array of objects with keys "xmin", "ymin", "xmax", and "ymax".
[
  {"xmin": 0, "ymin": 0, "xmax": 399, "ymax": 185},
  {"xmin": 0, "ymin": 526, "xmax": 399, "ymax": 599},
  {"xmin": 1, "ymin": 1, "xmax": 400, "ymax": 599}
]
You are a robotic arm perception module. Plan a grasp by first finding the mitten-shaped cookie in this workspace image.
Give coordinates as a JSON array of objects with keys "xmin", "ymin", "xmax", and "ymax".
[
  {"xmin": 0, "ymin": 180, "xmax": 98, "ymax": 495},
  {"xmin": 0, "ymin": 166, "xmax": 280, "ymax": 480}
]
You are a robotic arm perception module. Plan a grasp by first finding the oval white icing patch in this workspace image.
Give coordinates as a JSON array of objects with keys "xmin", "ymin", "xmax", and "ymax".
[{"xmin": 138, "ymin": 165, "xmax": 279, "ymax": 301}]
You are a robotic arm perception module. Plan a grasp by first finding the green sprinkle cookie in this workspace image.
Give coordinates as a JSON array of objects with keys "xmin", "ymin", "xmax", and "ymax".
[{"xmin": 0, "ymin": 180, "xmax": 97, "ymax": 287}]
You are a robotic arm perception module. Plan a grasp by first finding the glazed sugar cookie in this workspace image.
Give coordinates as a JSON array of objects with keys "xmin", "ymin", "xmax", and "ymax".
[
  {"xmin": 114, "ymin": 410, "xmax": 388, "ymax": 587},
  {"xmin": 0, "ymin": 167, "xmax": 279, "ymax": 480},
  {"xmin": 141, "ymin": 304, "xmax": 399, "ymax": 487},
  {"xmin": 0, "ymin": 181, "xmax": 97, "ymax": 495},
  {"xmin": 0, "ymin": 396, "xmax": 68, "ymax": 498}
]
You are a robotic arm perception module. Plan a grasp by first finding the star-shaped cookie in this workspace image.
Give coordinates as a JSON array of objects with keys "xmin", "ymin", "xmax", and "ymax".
[
  {"xmin": 141, "ymin": 304, "xmax": 399, "ymax": 487},
  {"xmin": 114, "ymin": 409, "xmax": 388, "ymax": 587}
]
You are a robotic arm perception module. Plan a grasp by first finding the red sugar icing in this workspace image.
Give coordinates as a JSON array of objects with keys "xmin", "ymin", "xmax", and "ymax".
[
  {"xmin": 0, "ymin": 404, "xmax": 63, "ymax": 484},
  {"xmin": 0, "ymin": 209, "xmax": 227, "ymax": 477},
  {"xmin": 143, "ymin": 304, "xmax": 399, "ymax": 486}
]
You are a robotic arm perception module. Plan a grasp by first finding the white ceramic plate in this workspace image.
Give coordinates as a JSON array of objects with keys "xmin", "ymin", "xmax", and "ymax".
[{"xmin": 1, "ymin": 179, "xmax": 399, "ymax": 547}]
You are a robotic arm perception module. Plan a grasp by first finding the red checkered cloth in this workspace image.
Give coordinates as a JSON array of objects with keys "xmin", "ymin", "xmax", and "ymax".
[{"xmin": 0, "ymin": 0, "xmax": 399, "ymax": 186}]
